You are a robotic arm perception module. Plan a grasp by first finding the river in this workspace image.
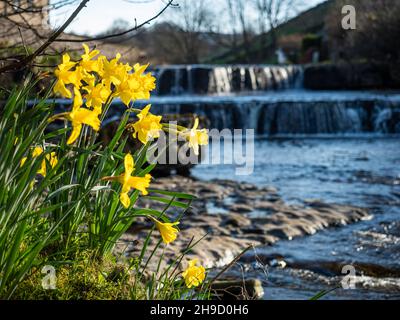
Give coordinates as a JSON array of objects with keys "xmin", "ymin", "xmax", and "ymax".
[{"xmin": 193, "ymin": 137, "xmax": 400, "ymax": 299}]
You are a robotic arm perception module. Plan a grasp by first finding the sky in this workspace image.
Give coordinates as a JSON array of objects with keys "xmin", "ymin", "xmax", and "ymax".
[{"xmin": 50, "ymin": 0, "xmax": 326, "ymax": 36}]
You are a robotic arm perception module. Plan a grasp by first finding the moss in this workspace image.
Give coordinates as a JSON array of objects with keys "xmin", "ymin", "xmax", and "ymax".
[{"xmin": 12, "ymin": 252, "xmax": 135, "ymax": 300}]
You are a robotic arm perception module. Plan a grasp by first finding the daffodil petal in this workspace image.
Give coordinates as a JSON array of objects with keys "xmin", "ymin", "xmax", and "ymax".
[
  {"xmin": 67, "ymin": 123, "xmax": 82, "ymax": 145},
  {"xmin": 120, "ymin": 192, "xmax": 130, "ymax": 208},
  {"xmin": 124, "ymin": 153, "xmax": 134, "ymax": 176}
]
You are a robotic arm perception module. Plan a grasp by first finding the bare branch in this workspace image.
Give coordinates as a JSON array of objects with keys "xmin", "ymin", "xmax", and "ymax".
[
  {"xmin": 0, "ymin": 0, "xmax": 90, "ymax": 74},
  {"xmin": 54, "ymin": 0, "xmax": 176, "ymax": 43}
]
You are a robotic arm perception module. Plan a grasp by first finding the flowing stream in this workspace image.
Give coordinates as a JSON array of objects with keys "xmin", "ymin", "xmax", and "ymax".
[
  {"xmin": 193, "ymin": 137, "xmax": 400, "ymax": 300},
  {"xmin": 151, "ymin": 64, "xmax": 400, "ymax": 299}
]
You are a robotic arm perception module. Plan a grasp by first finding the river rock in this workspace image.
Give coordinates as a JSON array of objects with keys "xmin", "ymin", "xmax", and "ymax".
[
  {"xmin": 116, "ymin": 176, "xmax": 370, "ymax": 273},
  {"xmin": 210, "ymin": 279, "xmax": 264, "ymax": 300}
]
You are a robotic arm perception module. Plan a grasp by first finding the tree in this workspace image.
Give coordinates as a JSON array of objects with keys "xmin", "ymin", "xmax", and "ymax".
[
  {"xmin": 0, "ymin": 0, "xmax": 175, "ymax": 74},
  {"xmin": 251, "ymin": 0, "xmax": 304, "ymax": 52},
  {"xmin": 224, "ymin": 0, "xmax": 255, "ymax": 61},
  {"xmin": 326, "ymin": 0, "xmax": 400, "ymax": 81},
  {"xmin": 215, "ymin": 0, "xmax": 303, "ymax": 62},
  {"xmin": 156, "ymin": 0, "xmax": 216, "ymax": 63}
]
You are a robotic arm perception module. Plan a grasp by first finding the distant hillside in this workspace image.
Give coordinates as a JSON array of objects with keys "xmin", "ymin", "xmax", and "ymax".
[
  {"xmin": 98, "ymin": 22, "xmax": 234, "ymax": 65},
  {"xmin": 208, "ymin": 0, "xmax": 334, "ymax": 64},
  {"xmin": 94, "ymin": 0, "xmax": 335, "ymax": 65}
]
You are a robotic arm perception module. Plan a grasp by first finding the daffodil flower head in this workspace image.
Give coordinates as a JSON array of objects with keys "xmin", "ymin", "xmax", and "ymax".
[
  {"xmin": 131, "ymin": 105, "xmax": 162, "ymax": 144},
  {"xmin": 66, "ymin": 106, "xmax": 101, "ymax": 145},
  {"xmin": 102, "ymin": 153, "xmax": 152, "ymax": 208},
  {"xmin": 182, "ymin": 259, "xmax": 206, "ymax": 288},
  {"xmin": 131, "ymin": 64, "xmax": 156, "ymax": 99},
  {"xmin": 53, "ymin": 53, "xmax": 76, "ymax": 98},
  {"xmin": 154, "ymin": 219, "xmax": 179, "ymax": 244},
  {"xmin": 181, "ymin": 118, "xmax": 209, "ymax": 156},
  {"xmin": 135, "ymin": 63, "xmax": 156, "ymax": 92},
  {"xmin": 38, "ymin": 152, "xmax": 58, "ymax": 177},
  {"xmin": 32, "ymin": 146, "xmax": 44, "ymax": 157},
  {"xmin": 142, "ymin": 72, "xmax": 157, "ymax": 93},
  {"xmin": 99, "ymin": 53, "xmax": 131, "ymax": 87},
  {"xmin": 80, "ymin": 44, "xmax": 101, "ymax": 73},
  {"xmin": 114, "ymin": 74, "xmax": 140, "ymax": 106},
  {"xmin": 83, "ymin": 79, "xmax": 111, "ymax": 113}
]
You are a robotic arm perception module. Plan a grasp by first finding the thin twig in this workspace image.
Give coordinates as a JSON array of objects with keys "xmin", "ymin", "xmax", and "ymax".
[
  {"xmin": 0, "ymin": 0, "xmax": 90, "ymax": 74},
  {"xmin": 208, "ymin": 245, "xmax": 253, "ymax": 285},
  {"xmin": 54, "ymin": 0, "xmax": 176, "ymax": 43}
]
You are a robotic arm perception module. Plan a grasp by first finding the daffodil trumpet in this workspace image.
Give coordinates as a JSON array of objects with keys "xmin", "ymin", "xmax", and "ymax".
[
  {"xmin": 178, "ymin": 118, "xmax": 209, "ymax": 156},
  {"xmin": 102, "ymin": 153, "xmax": 151, "ymax": 208},
  {"xmin": 47, "ymin": 106, "xmax": 101, "ymax": 145},
  {"xmin": 128, "ymin": 105, "xmax": 162, "ymax": 145},
  {"xmin": 147, "ymin": 216, "xmax": 180, "ymax": 245},
  {"xmin": 182, "ymin": 259, "xmax": 206, "ymax": 288}
]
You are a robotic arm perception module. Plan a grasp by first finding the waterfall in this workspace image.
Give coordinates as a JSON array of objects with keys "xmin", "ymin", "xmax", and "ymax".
[
  {"xmin": 187, "ymin": 65, "xmax": 193, "ymax": 94},
  {"xmin": 153, "ymin": 64, "xmax": 304, "ymax": 95},
  {"xmin": 49, "ymin": 93, "xmax": 400, "ymax": 136},
  {"xmin": 96, "ymin": 93, "xmax": 400, "ymax": 135},
  {"xmin": 47, "ymin": 64, "xmax": 400, "ymax": 137}
]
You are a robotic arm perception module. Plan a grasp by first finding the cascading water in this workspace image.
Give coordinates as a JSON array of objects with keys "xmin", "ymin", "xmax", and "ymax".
[
  {"xmin": 119, "ymin": 93, "xmax": 400, "ymax": 135},
  {"xmin": 153, "ymin": 64, "xmax": 303, "ymax": 95},
  {"xmin": 143, "ymin": 64, "xmax": 400, "ymax": 135},
  {"xmin": 51, "ymin": 64, "xmax": 400, "ymax": 135}
]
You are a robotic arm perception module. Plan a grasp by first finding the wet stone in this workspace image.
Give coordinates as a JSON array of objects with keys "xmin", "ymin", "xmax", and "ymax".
[{"xmin": 116, "ymin": 176, "xmax": 370, "ymax": 271}]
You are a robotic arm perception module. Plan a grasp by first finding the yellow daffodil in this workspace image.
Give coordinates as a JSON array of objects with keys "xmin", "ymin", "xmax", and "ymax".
[
  {"xmin": 180, "ymin": 118, "xmax": 209, "ymax": 155},
  {"xmin": 21, "ymin": 147, "xmax": 58, "ymax": 177},
  {"xmin": 182, "ymin": 259, "xmax": 206, "ymax": 288},
  {"xmin": 50, "ymin": 105, "xmax": 101, "ymax": 145},
  {"xmin": 131, "ymin": 105, "xmax": 162, "ymax": 144},
  {"xmin": 99, "ymin": 54, "xmax": 131, "ymax": 87},
  {"xmin": 80, "ymin": 44, "xmax": 100, "ymax": 73},
  {"xmin": 73, "ymin": 87, "xmax": 83, "ymax": 109},
  {"xmin": 114, "ymin": 63, "xmax": 156, "ymax": 105},
  {"xmin": 67, "ymin": 107, "xmax": 101, "ymax": 145},
  {"xmin": 114, "ymin": 74, "xmax": 139, "ymax": 106},
  {"xmin": 54, "ymin": 53, "xmax": 76, "ymax": 98},
  {"xmin": 133, "ymin": 63, "xmax": 156, "ymax": 96},
  {"xmin": 32, "ymin": 146, "xmax": 43, "ymax": 157},
  {"xmin": 153, "ymin": 219, "xmax": 179, "ymax": 244},
  {"xmin": 102, "ymin": 153, "xmax": 152, "ymax": 208},
  {"xmin": 83, "ymin": 79, "xmax": 111, "ymax": 112},
  {"xmin": 38, "ymin": 152, "xmax": 58, "ymax": 177}
]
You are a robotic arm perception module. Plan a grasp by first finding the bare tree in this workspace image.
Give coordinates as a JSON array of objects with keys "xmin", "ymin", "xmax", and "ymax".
[
  {"xmin": 326, "ymin": 0, "xmax": 400, "ymax": 82},
  {"xmin": 0, "ymin": 0, "xmax": 176, "ymax": 74},
  {"xmin": 0, "ymin": 1, "xmax": 79, "ymax": 49},
  {"xmin": 224, "ymin": 0, "xmax": 255, "ymax": 61},
  {"xmin": 152, "ymin": 0, "xmax": 215, "ymax": 63},
  {"xmin": 251, "ymin": 0, "xmax": 304, "ymax": 51},
  {"xmin": 216, "ymin": 0, "xmax": 303, "ymax": 62}
]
